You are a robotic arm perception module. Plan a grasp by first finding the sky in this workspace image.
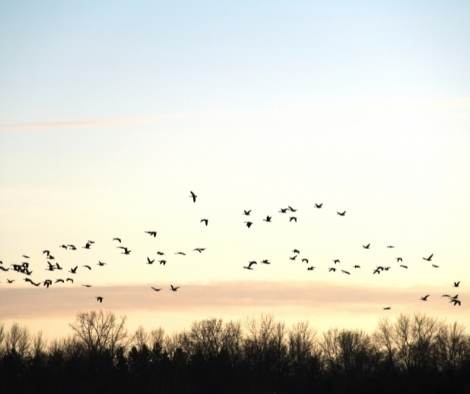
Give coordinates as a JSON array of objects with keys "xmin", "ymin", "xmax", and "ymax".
[{"xmin": 1, "ymin": 1, "xmax": 470, "ymax": 339}]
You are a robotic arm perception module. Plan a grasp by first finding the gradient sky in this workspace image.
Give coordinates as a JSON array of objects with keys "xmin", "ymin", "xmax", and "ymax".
[{"xmin": 1, "ymin": 1, "xmax": 470, "ymax": 338}]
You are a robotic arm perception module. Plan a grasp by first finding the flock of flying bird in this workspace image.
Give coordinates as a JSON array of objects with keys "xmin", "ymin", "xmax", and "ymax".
[{"xmin": 0, "ymin": 190, "xmax": 464, "ymax": 310}]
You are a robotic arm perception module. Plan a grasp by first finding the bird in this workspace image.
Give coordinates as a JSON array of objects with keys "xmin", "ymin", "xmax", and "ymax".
[
  {"xmin": 82, "ymin": 242, "xmax": 93, "ymax": 249},
  {"xmin": 386, "ymin": 245, "xmax": 395, "ymax": 249},
  {"xmin": 362, "ymin": 243, "xmax": 371, "ymax": 249},
  {"xmin": 289, "ymin": 255, "xmax": 298, "ymax": 261},
  {"xmin": 307, "ymin": 266, "xmax": 315, "ymax": 271},
  {"xmin": 354, "ymin": 265, "xmax": 361, "ymax": 269},
  {"xmin": 244, "ymin": 221, "xmax": 253, "ymax": 228},
  {"xmin": 289, "ymin": 216, "xmax": 297, "ymax": 223},
  {"xmin": 373, "ymin": 266, "xmax": 384, "ymax": 275},
  {"xmin": 96, "ymin": 296, "xmax": 103, "ymax": 303},
  {"xmin": 421, "ymin": 295, "xmax": 430, "ymax": 301},
  {"xmin": 82, "ymin": 265, "xmax": 92, "ymax": 270},
  {"xmin": 432, "ymin": 264, "xmax": 439, "ymax": 268},
  {"xmin": 147, "ymin": 257, "xmax": 155, "ymax": 265},
  {"xmin": 243, "ymin": 209, "xmax": 252, "ymax": 216},
  {"xmin": 200, "ymin": 219, "xmax": 209, "ymax": 226},
  {"xmin": 263, "ymin": 216, "xmax": 272, "ymax": 223},
  {"xmin": 454, "ymin": 281, "xmax": 460, "ymax": 288},
  {"xmin": 288, "ymin": 206, "xmax": 297, "ymax": 212},
  {"xmin": 159, "ymin": 260, "xmax": 167, "ymax": 265},
  {"xmin": 190, "ymin": 191, "xmax": 197, "ymax": 203},
  {"xmin": 145, "ymin": 231, "xmax": 157, "ymax": 237},
  {"xmin": 279, "ymin": 208, "xmax": 288, "ymax": 214},
  {"xmin": 69, "ymin": 266, "xmax": 78, "ymax": 274},
  {"xmin": 82, "ymin": 284, "xmax": 92, "ymax": 288},
  {"xmin": 156, "ymin": 251, "xmax": 165, "ymax": 256},
  {"xmin": 423, "ymin": 254, "xmax": 434, "ymax": 262},
  {"xmin": 328, "ymin": 267, "xmax": 336, "ymax": 272},
  {"xmin": 25, "ymin": 278, "xmax": 40, "ymax": 287},
  {"xmin": 293, "ymin": 249, "xmax": 300, "ymax": 254},
  {"xmin": 175, "ymin": 251, "xmax": 186, "ymax": 256},
  {"xmin": 55, "ymin": 263, "xmax": 62, "ymax": 270},
  {"xmin": 66, "ymin": 278, "xmax": 74, "ymax": 283},
  {"xmin": 243, "ymin": 261, "xmax": 257, "ymax": 270},
  {"xmin": 337, "ymin": 211, "xmax": 346, "ymax": 216},
  {"xmin": 301, "ymin": 258, "xmax": 309, "ymax": 264},
  {"xmin": 450, "ymin": 299, "xmax": 462, "ymax": 306},
  {"xmin": 118, "ymin": 247, "xmax": 131, "ymax": 255},
  {"xmin": 151, "ymin": 287, "xmax": 161, "ymax": 292},
  {"xmin": 0, "ymin": 266, "xmax": 9, "ymax": 272},
  {"xmin": 314, "ymin": 203, "xmax": 323, "ymax": 208},
  {"xmin": 400, "ymin": 265, "xmax": 408, "ymax": 269},
  {"xmin": 396, "ymin": 257, "xmax": 403, "ymax": 262},
  {"xmin": 170, "ymin": 285, "xmax": 180, "ymax": 292},
  {"xmin": 97, "ymin": 261, "xmax": 106, "ymax": 266},
  {"xmin": 7, "ymin": 279, "xmax": 14, "ymax": 284},
  {"xmin": 42, "ymin": 250, "xmax": 50, "ymax": 256},
  {"xmin": 193, "ymin": 248, "xmax": 206, "ymax": 253},
  {"xmin": 341, "ymin": 270, "xmax": 351, "ymax": 275},
  {"xmin": 60, "ymin": 244, "xmax": 68, "ymax": 249},
  {"xmin": 261, "ymin": 259, "xmax": 271, "ymax": 264},
  {"xmin": 333, "ymin": 259, "xmax": 340, "ymax": 264},
  {"xmin": 383, "ymin": 307, "xmax": 391, "ymax": 310},
  {"xmin": 55, "ymin": 279, "xmax": 64, "ymax": 283},
  {"xmin": 113, "ymin": 237, "xmax": 122, "ymax": 243},
  {"xmin": 22, "ymin": 255, "xmax": 30, "ymax": 259}
]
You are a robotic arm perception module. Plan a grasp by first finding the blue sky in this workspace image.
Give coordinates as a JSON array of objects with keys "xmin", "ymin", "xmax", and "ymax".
[{"xmin": 1, "ymin": 1, "xmax": 469, "ymax": 122}]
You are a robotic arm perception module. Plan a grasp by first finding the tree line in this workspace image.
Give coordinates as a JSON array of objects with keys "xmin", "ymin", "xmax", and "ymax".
[{"xmin": 1, "ymin": 312, "xmax": 469, "ymax": 393}]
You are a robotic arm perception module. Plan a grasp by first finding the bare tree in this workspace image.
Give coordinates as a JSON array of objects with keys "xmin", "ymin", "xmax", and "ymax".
[
  {"xmin": 70, "ymin": 310, "xmax": 128, "ymax": 355},
  {"xmin": 5, "ymin": 323, "xmax": 31, "ymax": 356}
]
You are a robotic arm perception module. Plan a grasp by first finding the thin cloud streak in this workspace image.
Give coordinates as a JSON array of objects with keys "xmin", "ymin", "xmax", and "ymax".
[{"xmin": 0, "ymin": 281, "xmax": 465, "ymax": 320}]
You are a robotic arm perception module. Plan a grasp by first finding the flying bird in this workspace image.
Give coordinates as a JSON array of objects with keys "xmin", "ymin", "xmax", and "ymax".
[
  {"xmin": 263, "ymin": 216, "xmax": 272, "ymax": 223},
  {"xmin": 82, "ymin": 265, "xmax": 92, "ymax": 270},
  {"xmin": 42, "ymin": 250, "xmax": 50, "ymax": 255},
  {"xmin": 97, "ymin": 261, "xmax": 106, "ymax": 266},
  {"xmin": 289, "ymin": 255, "xmax": 298, "ymax": 261},
  {"xmin": 151, "ymin": 286, "xmax": 161, "ymax": 292},
  {"xmin": 333, "ymin": 259, "xmax": 340, "ymax": 264},
  {"xmin": 289, "ymin": 216, "xmax": 297, "ymax": 223},
  {"xmin": 341, "ymin": 270, "xmax": 351, "ymax": 275},
  {"xmin": 288, "ymin": 206, "xmax": 297, "ymax": 212},
  {"xmin": 82, "ymin": 284, "xmax": 92, "ymax": 288},
  {"xmin": 170, "ymin": 285, "xmax": 180, "ymax": 292},
  {"xmin": 96, "ymin": 296, "xmax": 103, "ymax": 303},
  {"xmin": 450, "ymin": 299, "xmax": 462, "ymax": 306},
  {"xmin": 69, "ymin": 266, "xmax": 78, "ymax": 274},
  {"xmin": 7, "ymin": 279, "xmax": 14, "ymax": 284},
  {"xmin": 301, "ymin": 258, "xmax": 309, "ymax": 264},
  {"xmin": 383, "ymin": 307, "xmax": 391, "ymax": 310},
  {"xmin": 244, "ymin": 221, "xmax": 253, "ymax": 228},
  {"xmin": 157, "ymin": 251, "xmax": 165, "ymax": 256},
  {"xmin": 175, "ymin": 251, "xmax": 186, "ymax": 256},
  {"xmin": 193, "ymin": 248, "xmax": 206, "ymax": 253},
  {"xmin": 243, "ymin": 209, "xmax": 252, "ymax": 216},
  {"xmin": 243, "ymin": 261, "xmax": 257, "ymax": 270},
  {"xmin": 113, "ymin": 237, "xmax": 122, "ymax": 243},
  {"xmin": 400, "ymin": 265, "xmax": 408, "ymax": 269},
  {"xmin": 261, "ymin": 259, "xmax": 271, "ymax": 265},
  {"xmin": 423, "ymin": 254, "xmax": 434, "ymax": 262},
  {"xmin": 337, "ymin": 211, "xmax": 346, "ymax": 216},
  {"xmin": 307, "ymin": 266, "xmax": 315, "ymax": 271},
  {"xmin": 328, "ymin": 267, "xmax": 336, "ymax": 272},
  {"xmin": 314, "ymin": 203, "xmax": 323, "ymax": 208},
  {"xmin": 292, "ymin": 249, "xmax": 300, "ymax": 254},
  {"xmin": 396, "ymin": 257, "xmax": 403, "ymax": 262},
  {"xmin": 362, "ymin": 243, "xmax": 371, "ymax": 249},
  {"xmin": 200, "ymin": 218, "xmax": 209, "ymax": 226},
  {"xmin": 279, "ymin": 208, "xmax": 288, "ymax": 213},
  {"xmin": 145, "ymin": 231, "xmax": 157, "ymax": 237},
  {"xmin": 147, "ymin": 257, "xmax": 155, "ymax": 265},
  {"xmin": 421, "ymin": 295, "xmax": 430, "ymax": 301},
  {"xmin": 118, "ymin": 247, "xmax": 131, "ymax": 255},
  {"xmin": 159, "ymin": 260, "xmax": 167, "ymax": 265},
  {"xmin": 190, "ymin": 191, "xmax": 197, "ymax": 203},
  {"xmin": 454, "ymin": 281, "xmax": 460, "ymax": 288}
]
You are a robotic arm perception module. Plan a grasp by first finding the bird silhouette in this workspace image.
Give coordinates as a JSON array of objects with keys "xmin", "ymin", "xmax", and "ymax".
[
  {"xmin": 243, "ymin": 209, "xmax": 252, "ymax": 216},
  {"xmin": 243, "ymin": 261, "xmax": 257, "ymax": 270},
  {"xmin": 261, "ymin": 259, "xmax": 271, "ymax": 264},
  {"xmin": 147, "ymin": 257, "xmax": 155, "ymax": 265},
  {"xmin": 118, "ymin": 246, "xmax": 131, "ymax": 255},
  {"xmin": 82, "ymin": 265, "xmax": 92, "ymax": 270},
  {"xmin": 383, "ymin": 307, "xmax": 391, "ymax": 310},
  {"xmin": 288, "ymin": 206, "xmax": 297, "ymax": 212},
  {"xmin": 386, "ymin": 245, "xmax": 395, "ymax": 249},
  {"xmin": 289, "ymin": 255, "xmax": 298, "ymax": 261},
  {"xmin": 175, "ymin": 251, "xmax": 186, "ymax": 256},
  {"xmin": 193, "ymin": 248, "xmax": 206, "ymax": 253},
  {"xmin": 159, "ymin": 260, "xmax": 167, "ymax": 265},
  {"xmin": 200, "ymin": 219, "xmax": 209, "ymax": 226},
  {"xmin": 55, "ymin": 279, "xmax": 64, "ymax": 283},
  {"xmin": 151, "ymin": 286, "xmax": 161, "ymax": 292},
  {"xmin": 25, "ymin": 278, "xmax": 40, "ymax": 287},
  {"xmin": 113, "ymin": 237, "xmax": 122, "ymax": 243},
  {"xmin": 307, "ymin": 266, "xmax": 315, "ymax": 271},
  {"xmin": 292, "ymin": 249, "xmax": 300, "ymax": 254},
  {"xmin": 157, "ymin": 251, "xmax": 165, "ymax": 256},
  {"xmin": 454, "ymin": 281, "xmax": 460, "ymax": 288},
  {"xmin": 69, "ymin": 266, "xmax": 78, "ymax": 274},
  {"xmin": 396, "ymin": 257, "xmax": 403, "ymax": 262},
  {"xmin": 263, "ymin": 216, "xmax": 272, "ymax": 223},
  {"xmin": 279, "ymin": 208, "xmax": 288, "ymax": 213},
  {"xmin": 354, "ymin": 265, "xmax": 361, "ymax": 269},
  {"xmin": 333, "ymin": 259, "xmax": 340, "ymax": 264},
  {"xmin": 432, "ymin": 264, "xmax": 439, "ymax": 268},
  {"xmin": 42, "ymin": 250, "xmax": 50, "ymax": 255},
  {"xmin": 315, "ymin": 203, "xmax": 323, "ymax": 208},
  {"xmin": 289, "ymin": 216, "xmax": 297, "ymax": 222},
  {"xmin": 22, "ymin": 255, "xmax": 30, "ymax": 259},
  {"xmin": 170, "ymin": 285, "xmax": 180, "ymax": 292},
  {"xmin": 0, "ymin": 266, "xmax": 9, "ymax": 272},
  {"xmin": 7, "ymin": 279, "xmax": 14, "ymax": 284},
  {"xmin": 66, "ymin": 278, "xmax": 74, "ymax": 283},
  {"xmin": 190, "ymin": 191, "xmax": 197, "ymax": 203},
  {"xmin": 341, "ymin": 270, "xmax": 351, "ymax": 275},
  {"xmin": 362, "ymin": 243, "xmax": 371, "ymax": 249},
  {"xmin": 98, "ymin": 261, "xmax": 106, "ymax": 266},
  {"xmin": 423, "ymin": 254, "xmax": 434, "ymax": 261},
  {"xmin": 421, "ymin": 295, "xmax": 430, "ymax": 301},
  {"xmin": 60, "ymin": 244, "xmax": 68, "ymax": 249},
  {"xmin": 301, "ymin": 258, "xmax": 309, "ymax": 264},
  {"xmin": 328, "ymin": 267, "xmax": 336, "ymax": 272},
  {"xmin": 82, "ymin": 242, "xmax": 93, "ymax": 249},
  {"xmin": 96, "ymin": 296, "xmax": 103, "ymax": 303},
  {"xmin": 244, "ymin": 221, "xmax": 253, "ymax": 228},
  {"xmin": 450, "ymin": 299, "xmax": 462, "ymax": 306},
  {"xmin": 400, "ymin": 265, "xmax": 408, "ymax": 269},
  {"xmin": 337, "ymin": 211, "xmax": 346, "ymax": 216},
  {"xmin": 82, "ymin": 284, "xmax": 92, "ymax": 288},
  {"xmin": 145, "ymin": 231, "xmax": 157, "ymax": 237}
]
